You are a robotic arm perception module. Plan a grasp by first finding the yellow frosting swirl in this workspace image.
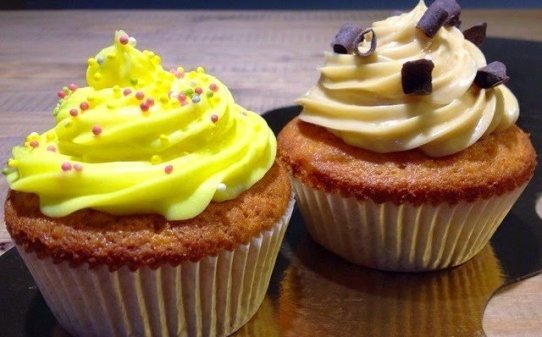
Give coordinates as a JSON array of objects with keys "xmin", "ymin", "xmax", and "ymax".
[
  {"xmin": 4, "ymin": 31, "xmax": 276, "ymax": 220},
  {"xmin": 297, "ymin": 1, "xmax": 518, "ymax": 157}
]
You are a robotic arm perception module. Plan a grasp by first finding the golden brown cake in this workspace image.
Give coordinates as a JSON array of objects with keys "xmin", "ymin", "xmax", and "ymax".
[
  {"xmin": 3, "ymin": 31, "xmax": 293, "ymax": 337},
  {"xmin": 276, "ymin": 1, "xmax": 536, "ymax": 271}
]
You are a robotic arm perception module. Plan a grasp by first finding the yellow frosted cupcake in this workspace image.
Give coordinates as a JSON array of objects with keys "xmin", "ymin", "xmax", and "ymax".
[
  {"xmin": 277, "ymin": 1, "xmax": 536, "ymax": 271},
  {"xmin": 4, "ymin": 31, "xmax": 293, "ymax": 337}
]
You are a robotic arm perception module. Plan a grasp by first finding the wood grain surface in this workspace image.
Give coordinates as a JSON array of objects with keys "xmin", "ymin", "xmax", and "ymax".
[{"xmin": 1, "ymin": 9, "xmax": 541, "ymax": 336}]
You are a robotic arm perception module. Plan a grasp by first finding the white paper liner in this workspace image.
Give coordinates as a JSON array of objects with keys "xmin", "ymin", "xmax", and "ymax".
[
  {"xmin": 292, "ymin": 178, "xmax": 526, "ymax": 272},
  {"xmin": 16, "ymin": 197, "xmax": 294, "ymax": 337}
]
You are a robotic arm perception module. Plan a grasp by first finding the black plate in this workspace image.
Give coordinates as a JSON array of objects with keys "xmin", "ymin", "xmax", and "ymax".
[{"xmin": 1, "ymin": 38, "xmax": 542, "ymax": 337}]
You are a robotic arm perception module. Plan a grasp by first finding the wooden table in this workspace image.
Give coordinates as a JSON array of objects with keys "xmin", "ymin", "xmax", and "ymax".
[{"xmin": 1, "ymin": 9, "xmax": 541, "ymax": 336}]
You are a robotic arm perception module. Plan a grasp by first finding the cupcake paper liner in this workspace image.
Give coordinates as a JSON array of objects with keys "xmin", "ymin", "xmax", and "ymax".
[
  {"xmin": 292, "ymin": 178, "xmax": 526, "ymax": 271},
  {"xmin": 16, "ymin": 197, "xmax": 294, "ymax": 337}
]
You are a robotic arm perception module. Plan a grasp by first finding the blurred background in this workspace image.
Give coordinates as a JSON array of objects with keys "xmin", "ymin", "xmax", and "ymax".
[{"xmin": 2, "ymin": 0, "xmax": 542, "ymax": 9}]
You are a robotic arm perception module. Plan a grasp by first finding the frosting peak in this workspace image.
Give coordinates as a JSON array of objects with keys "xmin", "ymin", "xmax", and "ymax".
[
  {"xmin": 297, "ymin": 1, "xmax": 519, "ymax": 157},
  {"xmin": 4, "ymin": 31, "xmax": 276, "ymax": 220}
]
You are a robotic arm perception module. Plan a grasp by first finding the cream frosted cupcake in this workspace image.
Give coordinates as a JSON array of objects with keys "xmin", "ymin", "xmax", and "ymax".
[
  {"xmin": 277, "ymin": 0, "xmax": 536, "ymax": 271},
  {"xmin": 4, "ymin": 31, "xmax": 293, "ymax": 337}
]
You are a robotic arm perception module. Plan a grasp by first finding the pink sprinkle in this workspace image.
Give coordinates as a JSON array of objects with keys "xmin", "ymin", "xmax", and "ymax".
[
  {"xmin": 164, "ymin": 165, "xmax": 173, "ymax": 174},
  {"xmin": 135, "ymin": 91, "xmax": 145, "ymax": 100},
  {"xmin": 209, "ymin": 83, "xmax": 219, "ymax": 92},
  {"xmin": 175, "ymin": 71, "xmax": 184, "ymax": 79},
  {"xmin": 92, "ymin": 125, "xmax": 102, "ymax": 136},
  {"xmin": 146, "ymin": 98, "xmax": 155, "ymax": 106},
  {"xmin": 140, "ymin": 103, "xmax": 150, "ymax": 112},
  {"xmin": 73, "ymin": 163, "xmax": 83, "ymax": 172},
  {"xmin": 57, "ymin": 90, "xmax": 66, "ymax": 99},
  {"xmin": 29, "ymin": 140, "xmax": 39, "ymax": 148},
  {"xmin": 80, "ymin": 102, "xmax": 89, "ymax": 111},
  {"xmin": 119, "ymin": 35, "xmax": 129, "ymax": 45},
  {"xmin": 47, "ymin": 145, "xmax": 56, "ymax": 152},
  {"xmin": 195, "ymin": 87, "xmax": 203, "ymax": 95},
  {"xmin": 178, "ymin": 94, "xmax": 187, "ymax": 102},
  {"xmin": 68, "ymin": 83, "xmax": 78, "ymax": 91},
  {"xmin": 69, "ymin": 108, "xmax": 78, "ymax": 117},
  {"xmin": 211, "ymin": 114, "xmax": 219, "ymax": 123},
  {"xmin": 123, "ymin": 88, "xmax": 132, "ymax": 96},
  {"xmin": 61, "ymin": 162, "xmax": 72, "ymax": 172}
]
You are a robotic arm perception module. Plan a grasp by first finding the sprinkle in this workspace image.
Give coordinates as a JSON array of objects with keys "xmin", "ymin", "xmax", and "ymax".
[
  {"xmin": 164, "ymin": 165, "xmax": 173, "ymax": 174},
  {"xmin": 474, "ymin": 61, "xmax": 509, "ymax": 88},
  {"xmin": 47, "ymin": 145, "xmax": 56, "ymax": 152},
  {"xmin": 209, "ymin": 83, "xmax": 219, "ymax": 92},
  {"xmin": 206, "ymin": 91, "xmax": 214, "ymax": 98},
  {"xmin": 80, "ymin": 102, "xmax": 89, "ymax": 111},
  {"xmin": 417, "ymin": 0, "xmax": 461, "ymax": 38},
  {"xmin": 68, "ymin": 83, "xmax": 78, "ymax": 91},
  {"xmin": 175, "ymin": 70, "xmax": 184, "ymax": 79},
  {"xmin": 463, "ymin": 22, "xmax": 487, "ymax": 46},
  {"xmin": 140, "ymin": 102, "xmax": 150, "ymax": 112},
  {"xmin": 177, "ymin": 66, "xmax": 185, "ymax": 73},
  {"xmin": 69, "ymin": 108, "xmax": 78, "ymax": 117},
  {"xmin": 185, "ymin": 88, "xmax": 194, "ymax": 96},
  {"xmin": 73, "ymin": 163, "xmax": 83, "ymax": 172},
  {"xmin": 217, "ymin": 183, "xmax": 227, "ymax": 192},
  {"xmin": 123, "ymin": 88, "xmax": 132, "ymax": 96},
  {"xmin": 401, "ymin": 59, "xmax": 435, "ymax": 95},
  {"xmin": 92, "ymin": 125, "xmax": 102, "ymax": 136},
  {"xmin": 150, "ymin": 155, "xmax": 162, "ymax": 164},
  {"xmin": 191, "ymin": 95, "xmax": 201, "ymax": 103},
  {"xmin": 211, "ymin": 114, "xmax": 219, "ymax": 123},
  {"xmin": 195, "ymin": 87, "xmax": 203, "ymax": 95},
  {"xmin": 29, "ymin": 140, "xmax": 39, "ymax": 148},
  {"xmin": 2, "ymin": 167, "xmax": 9, "ymax": 176},
  {"xmin": 146, "ymin": 98, "xmax": 155, "ymax": 106},
  {"xmin": 331, "ymin": 23, "xmax": 363, "ymax": 54},
  {"xmin": 57, "ymin": 90, "xmax": 66, "ymax": 99},
  {"xmin": 96, "ymin": 57, "xmax": 105, "ymax": 65},
  {"xmin": 61, "ymin": 162, "xmax": 72, "ymax": 172},
  {"xmin": 354, "ymin": 28, "xmax": 377, "ymax": 57},
  {"xmin": 135, "ymin": 91, "xmax": 145, "ymax": 100},
  {"xmin": 128, "ymin": 37, "xmax": 137, "ymax": 46},
  {"xmin": 196, "ymin": 66, "xmax": 205, "ymax": 73},
  {"xmin": 119, "ymin": 34, "xmax": 129, "ymax": 45},
  {"xmin": 178, "ymin": 93, "xmax": 187, "ymax": 102}
]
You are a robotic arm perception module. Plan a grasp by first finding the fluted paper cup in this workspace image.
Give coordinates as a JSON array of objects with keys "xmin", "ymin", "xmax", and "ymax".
[
  {"xmin": 16, "ymin": 198, "xmax": 294, "ymax": 337},
  {"xmin": 292, "ymin": 178, "xmax": 525, "ymax": 272}
]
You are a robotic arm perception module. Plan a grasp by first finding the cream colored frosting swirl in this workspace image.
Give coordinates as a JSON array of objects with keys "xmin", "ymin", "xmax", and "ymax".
[{"xmin": 297, "ymin": 1, "xmax": 518, "ymax": 157}]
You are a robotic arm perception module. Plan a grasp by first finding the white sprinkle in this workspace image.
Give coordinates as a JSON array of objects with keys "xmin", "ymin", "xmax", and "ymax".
[
  {"xmin": 217, "ymin": 183, "xmax": 227, "ymax": 192},
  {"xmin": 97, "ymin": 57, "xmax": 104, "ymax": 65},
  {"xmin": 128, "ymin": 37, "xmax": 137, "ymax": 46}
]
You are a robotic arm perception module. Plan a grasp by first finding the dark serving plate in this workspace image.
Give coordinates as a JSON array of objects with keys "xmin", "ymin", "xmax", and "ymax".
[{"xmin": 1, "ymin": 38, "xmax": 541, "ymax": 337}]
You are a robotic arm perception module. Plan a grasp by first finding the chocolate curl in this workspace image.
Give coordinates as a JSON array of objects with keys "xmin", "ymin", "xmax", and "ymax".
[
  {"xmin": 417, "ymin": 0, "xmax": 462, "ymax": 38},
  {"xmin": 331, "ymin": 23, "xmax": 363, "ymax": 54},
  {"xmin": 353, "ymin": 28, "xmax": 377, "ymax": 57},
  {"xmin": 463, "ymin": 22, "xmax": 487, "ymax": 46},
  {"xmin": 401, "ymin": 59, "xmax": 435, "ymax": 95},
  {"xmin": 474, "ymin": 61, "xmax": 509, "ymax": 88}
]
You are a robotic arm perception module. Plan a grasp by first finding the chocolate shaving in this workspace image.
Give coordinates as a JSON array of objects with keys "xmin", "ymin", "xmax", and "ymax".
[
  {"xmin": 474, "ymin": 61, "xmax": 509, "ymax": 88},
  {"xmin": 353, "ymin": 28, "xmax": 377, "ymax": 57},
  {"xmin": 463, "ymin": 22, "xmax": 487, "ymax": 46},
  {"xmin": 331, "ymin": 23, "xmax": 363, "ymax": 54},
  {"xmin": 417, "ymin": 0, "xmax": 462, "ymax": 38},
  {"xmin": 401, "ymin": 59, "xmax": 435, "ymax": 95}
]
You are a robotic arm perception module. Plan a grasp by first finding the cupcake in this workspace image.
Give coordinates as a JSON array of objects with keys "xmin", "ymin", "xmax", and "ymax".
[
  {"xmin": 3, "ymin": 31, "xmax": 293, "ymax": 337},
  {"xmin": 277, "ymin": 0, "xmax": 536, "ymax": 271},
  {"xmin": 278, "ymin": 237, "xmax": 504, "ymax": 337}
]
